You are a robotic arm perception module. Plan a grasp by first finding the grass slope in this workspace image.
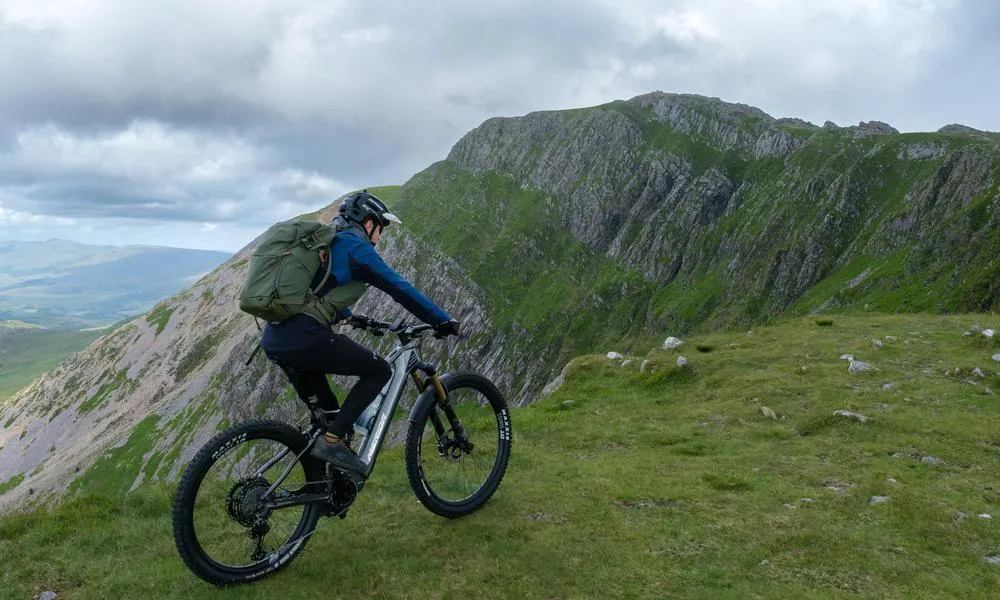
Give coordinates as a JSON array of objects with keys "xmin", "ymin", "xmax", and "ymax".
[
  {"xmin": 2, "ymin": 314, "xmax": 999, "ymax": 598},
  {"xmin": 0, "ymin": 327, "xmax": 105, "ymax": 401}
]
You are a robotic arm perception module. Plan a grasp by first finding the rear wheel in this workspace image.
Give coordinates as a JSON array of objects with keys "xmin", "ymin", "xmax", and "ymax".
[
  {"xmin": 172, "ymin": 420, "xmax": 324, "ymax": 586},
  {"xmin": 405, "ymin": 373, "xmax": 512, "ymax": 518}
]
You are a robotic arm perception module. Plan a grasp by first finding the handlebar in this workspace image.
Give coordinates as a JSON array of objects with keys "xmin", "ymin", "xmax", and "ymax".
[{"xmin": 345, "ymin": 316, "xmax": 447, "ymax": 339}]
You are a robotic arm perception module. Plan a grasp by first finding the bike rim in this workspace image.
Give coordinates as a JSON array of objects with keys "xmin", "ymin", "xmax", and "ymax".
[
  {"xmin": 417, "ymin": 386, "xmax": 504, "ymax": 504},
  {"xmin": 191, "ymin": 436, "xmax": 314, "ymax": 570}
]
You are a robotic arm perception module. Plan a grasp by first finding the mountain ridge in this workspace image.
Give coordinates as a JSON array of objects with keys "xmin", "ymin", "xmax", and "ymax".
[{"xmin": 1, "ymin": 90, "xmax": 998, "ymax": 509}]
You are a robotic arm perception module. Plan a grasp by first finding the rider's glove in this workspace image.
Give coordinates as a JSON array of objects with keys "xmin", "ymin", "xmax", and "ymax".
[
  {"xmin": 433, "ymin": 319, "xmax": 461, "ymax": 339},
  {"xmin": 348, "ymin": 314, "xmax": 370, "ymax": 329}
]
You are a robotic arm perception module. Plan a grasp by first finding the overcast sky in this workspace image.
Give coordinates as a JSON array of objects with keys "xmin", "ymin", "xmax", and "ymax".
[{"xmin": 1, "ymin": 0, "xmax": 997, "ymax": 253}]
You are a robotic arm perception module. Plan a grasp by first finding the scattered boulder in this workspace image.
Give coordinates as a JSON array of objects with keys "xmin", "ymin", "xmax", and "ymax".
[
  {"xmin": 640, "ymin": 360, "xmax": 651, "ymax": 373},
  {"xmin": 984, "ymin": 329, "xmax": 996, "ymax": 338},
  {"xmin": 869, "ymin": 495, "xmax": 891, "ymax": 505},
  {"xmin": 882, "ymin": 383, "xmax": 897, "ymax": 391},
  {"xmin": 957, "ymin": 512, "xmax": 968, "ymax": 521},
  {"xmin": 607, "ymin": 351, "xmax": 624, "ymax": 360},
  {"xmin": 759, "ymin": 407, "xmax": 778, "ymax": 420},
  {"xmin": 885, "ymin": 336, "xmax": 900, "ymax": 342},
  {"xmin": 759, "ymin": 559, "xmax": 771, "ymax": 567},
  {"xmin": 887, "ymin": 478, "xmax": 898, "ymax": 484},
  {"xmin": 980, "ymin": 514, "xmax": 993, "ymax": 520},
  {"xmin": 971, "ymin": 324, "xmax": 983, "ymax": 334},
  {"xmin": 992, "ymin": 353, "xmax": 1000, "ymax": 362},
  {"xmin": 37, "ymin": 593, "xmax": 57, "ymax": 600},
  {"xmin": 972, "ymin": 368, "xmax": 985, "ymax": 379},
  {"xmin": 840, "ymin": 353, "xmax": 853, "ymax": 360},
  {"xmin": 921, "ymin": 456, "xmax": 944, "ymax": 465},
  {"xmin": 783, "ymin": 503, "xmax": 797, "ymax": 509},
  {"xmin": 872, "ymin": 339, "xmax": 884, "ymax": 350},
  {"xmin": 621, "ymin": 359, "xmax": 633, "ymax": 368},
  {"xmin": 985, "ymin": 555, "xmax": 1000, "ymax": 565},
  {"xmin": 963, "ymin": 331, "xmax": 974, "ymax": 337},
  {"xmin": 847, "ymin": 357, "xmax": 877, "ymax": 374},
  {"xmin": 823, "ymin": 479, "xmax": 853, "ymax": 493},
  {"xmin": 663, "ymin": 336, "xmax": 684, "ymax": 350},
  {"xmin": 834, "ymin": 410, "xmax": 869, "ymax": 423},
  {"xmin": 800, "ymin": 498, "xmax": 816, "ymax": 503},
  {"xmin": 676, "ymin": 356, "xmax": 688, "ymax": 368}
]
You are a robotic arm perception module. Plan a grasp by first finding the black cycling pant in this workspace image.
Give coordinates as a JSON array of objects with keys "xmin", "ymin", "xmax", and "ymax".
[{"xmin": 265, "ymin": 333, "xmax": 391, "ymax": 438}]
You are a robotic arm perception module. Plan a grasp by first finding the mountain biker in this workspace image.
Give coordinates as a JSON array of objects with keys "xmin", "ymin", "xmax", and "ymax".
[{"xmin": 260, "ymin": 190, "xmax": 460, "ymax": 475}]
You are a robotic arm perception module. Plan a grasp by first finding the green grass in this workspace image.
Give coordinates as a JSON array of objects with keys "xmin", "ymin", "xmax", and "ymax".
[
  {"xmin": 0, "ymin": 327, "xmax": 104, "ymax": 401},
  {"xmin": 145, "ymin": 302, "xmax": 176, "ymax": 336},
  {"xmin": 3, "ymin": 313, "xmax": 999, "ymax": 598}
]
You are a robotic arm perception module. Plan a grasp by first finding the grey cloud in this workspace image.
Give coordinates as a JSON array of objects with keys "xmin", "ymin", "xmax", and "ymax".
[{"xmin": 1, "ymin": 0, "xmax": 998, "ymax": 249}]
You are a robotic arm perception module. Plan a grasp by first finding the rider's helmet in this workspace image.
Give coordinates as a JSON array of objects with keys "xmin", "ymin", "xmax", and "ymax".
[{"xmin": 339, "ymin": 190, "xmax": 402, "ymax": 229}]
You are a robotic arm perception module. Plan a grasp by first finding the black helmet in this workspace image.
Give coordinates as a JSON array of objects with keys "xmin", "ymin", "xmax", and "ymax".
[{"xmin": 339, "ymin": 190, "xmax": 401, "ymax": 228}]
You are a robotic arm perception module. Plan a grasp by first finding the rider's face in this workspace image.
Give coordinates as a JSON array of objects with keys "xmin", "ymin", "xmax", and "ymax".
[{"xmin": 365, "ymin": 220, "xmax": 384, "ymax": 245}]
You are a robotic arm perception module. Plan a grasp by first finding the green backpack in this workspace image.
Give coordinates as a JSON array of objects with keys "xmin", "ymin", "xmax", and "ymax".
[{"xmin": 238, "ymin": 220, "xmax": 338, "ymax": 324}]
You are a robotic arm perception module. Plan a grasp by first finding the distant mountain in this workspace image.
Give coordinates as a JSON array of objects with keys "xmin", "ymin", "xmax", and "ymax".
[{"xmin": 0, "ymin": 240, "xmax": 231, "ymax": 329}]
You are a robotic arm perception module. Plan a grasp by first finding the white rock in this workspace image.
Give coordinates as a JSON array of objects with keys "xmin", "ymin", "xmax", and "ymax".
[
  {"xmin": 848, "ymin": 358, "xmax": 877, "ymax": 374},
  {"xmin": 800, "ymin": 498, "xmax": 816, "ymax": 503},
  {"xmin": 872, "ymin": 339, "xmax": 884, "ymax": 349},
  {"xmin": 992, "ymin": 353, "xmax": 1000, "ymax": 362},
  {"xmin": 971, "ymin": 324, "xmax": 983, "ymax": 334},
  {"xmin": 882, "ymin": 382, "xmax": 897, "ymax": 390},
  {"xmin": 621, "ymin": 359, "xmax": 633, "ymax": 368},
  {"xmin": 607, "ymin": 351, "xmax": 624, "ymax": 360},
  {"xmin": 963, "ymin": 331, "xmax": 974, "ymax": 337},
  {"xmin": 956, "ymin": 511, "xmax": 968, "ymax": 520},
  {"xmin": 840, "ymin": 353, "xmax": 854, "ymax": 361},
  {"xmin": 783, "ymin": 503, "xmax": 797, "ymax": 509},
  {"xmin": 985, "ymin": 555, "xmax": 1000, "ymax": 565},
  {"xmin": 640, "ymin": 360, "xmax": 651, "ymax": 373},
  {"xmin": 887, "ymin": 478, "xmax": 898, "ymax": 484},
  {"xmin": 979, "ymin": 514, "xmax": 993, "ymax": 519},
  {"xmin": 834, "ymin": 410, "xmax": 869, "ymax": 423},
  {"xmin": 676, "ymin": 356, "xmax": 688, "ymax": 367},
  {"xmin": 885, "ymin": 336, "xmax": 899, "ymax": 342},
  {"xmin": 972, "ymin": 367, "xmax": 985, "ymax": 378},
  {"xmin": 38, "ymin": 593, "xmax": 57, "ymax": 600},
  {"xmin": 759, "ymin": 559, "xmax": 771, "ymax": 567},
  {"xmin": 983, "ymin": 329, "xmax": 995, "ymax": 338},
  {"xmin": 759, "ymin": 407, "xmax": 778, "ymax": 420},
  {"xmin": 921, "ymin": 456, "xmax": 943, "ymax": 465},
  {"xmin": 869, "ymin": 496, "xmax": 891, "ymax": 505},
  {"xmin": 662, "ymin": 336, "xmax": 684, "ymax": 350}
]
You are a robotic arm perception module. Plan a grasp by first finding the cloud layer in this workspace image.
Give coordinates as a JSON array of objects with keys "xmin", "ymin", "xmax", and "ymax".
[{"xmin": 1, "ymin": 0, "xmax": 996, "ymax": 251}]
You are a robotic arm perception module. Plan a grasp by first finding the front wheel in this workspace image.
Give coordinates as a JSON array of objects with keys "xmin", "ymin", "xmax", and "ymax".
[{"xmin": 405, "ymin": 373, "xmax": 512, "ymax": 518}]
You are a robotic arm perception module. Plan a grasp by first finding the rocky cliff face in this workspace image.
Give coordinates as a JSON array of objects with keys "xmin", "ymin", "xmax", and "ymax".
[{"xmin": 1, "ymin": 92, "xmax": 998, "ymax": 509}]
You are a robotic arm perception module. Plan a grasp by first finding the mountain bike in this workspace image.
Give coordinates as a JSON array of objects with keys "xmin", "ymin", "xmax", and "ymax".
[{"xmin": 171, "ymin": 316, "xmax": 512, "ymax": 586}]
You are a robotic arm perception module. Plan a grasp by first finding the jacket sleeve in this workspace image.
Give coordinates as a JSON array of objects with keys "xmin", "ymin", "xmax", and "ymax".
[{"xmin": 348, "ymin": 240, "xmax": 451, "ymax": 325}]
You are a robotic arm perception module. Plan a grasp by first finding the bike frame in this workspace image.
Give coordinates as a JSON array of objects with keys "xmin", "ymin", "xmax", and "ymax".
[{"xmin": 257, "ymin": 322, "xmax": 448, "ymax": 507}]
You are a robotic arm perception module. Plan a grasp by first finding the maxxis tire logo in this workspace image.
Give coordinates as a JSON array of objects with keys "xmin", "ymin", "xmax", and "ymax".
[
  {"xmin": 212, "ymin": 432, "xmax": 248, "ymax": 461},
  {"xmin": 498, "ymin": 408, "xmax": 511, "ymax": 442}
]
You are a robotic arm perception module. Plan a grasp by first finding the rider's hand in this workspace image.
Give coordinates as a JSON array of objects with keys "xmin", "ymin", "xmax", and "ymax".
[
  {"xmin": 433, "ymin": 319, "xmax": 461, "ymax": 338},
  {"xmin": 348, "ymin": 314, "xmax": 370, "ymax": 329}
]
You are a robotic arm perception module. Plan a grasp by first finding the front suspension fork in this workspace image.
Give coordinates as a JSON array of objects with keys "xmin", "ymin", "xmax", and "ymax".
[{"xmin": 412, "ymin": 369, "xmax": 469, "ymax": 446}]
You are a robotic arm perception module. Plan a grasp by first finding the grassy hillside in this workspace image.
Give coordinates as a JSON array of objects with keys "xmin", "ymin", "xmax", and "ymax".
[
  {"xmin": 3, "ymin": 313, "xmax": 998, "ymax": 599},
  {"xmin": 0, "ymin": 326, "xmax": 105, "ymax": 401}
]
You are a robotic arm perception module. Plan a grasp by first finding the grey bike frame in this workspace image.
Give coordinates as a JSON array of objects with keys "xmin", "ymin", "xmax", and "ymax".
[
  {"xmin": 257, "ymin": 333, "xmax": 424, "ymax": 498},
  {"xmin": 355, "ymin": 337, "xmax": 422, "ymax": 476}
]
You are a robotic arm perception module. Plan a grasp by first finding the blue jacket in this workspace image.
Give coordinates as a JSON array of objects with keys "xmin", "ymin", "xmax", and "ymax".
[{"xmin": 261, "ymin": 224, "xmax": 451, "ymax": 353}]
